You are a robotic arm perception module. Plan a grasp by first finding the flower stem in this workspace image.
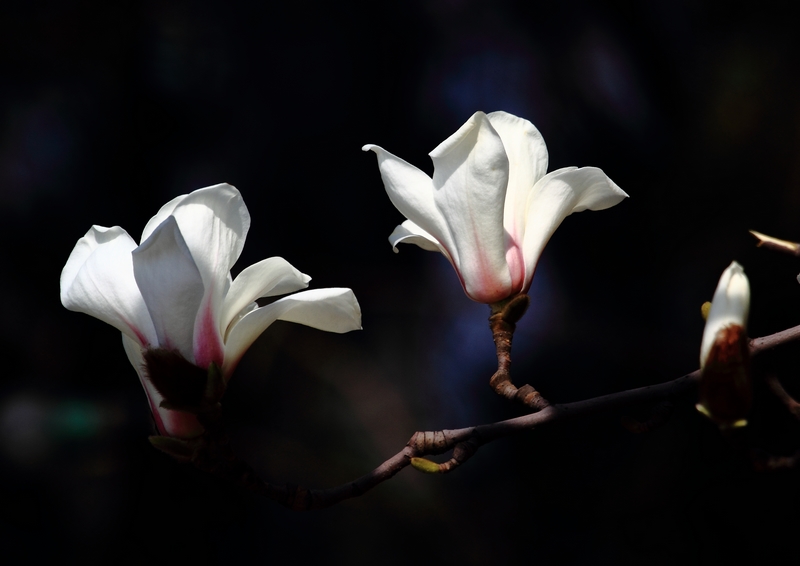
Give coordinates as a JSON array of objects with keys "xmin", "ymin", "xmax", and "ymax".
[{"xmin": 488, "ymin": 294, "xmax": 550, "ymax": 411}]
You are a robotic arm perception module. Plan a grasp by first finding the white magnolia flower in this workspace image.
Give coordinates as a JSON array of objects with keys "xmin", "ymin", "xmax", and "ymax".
[
  {"xmin": 697, "ymin": 261, "xmax": 751, "ymax": 427},
  {"xmin": 60, "ymin": 183, "xmax": 361, "ymax": 438},
  {"xmin": 363, "ymin": 111, "xmax": 628, "ymax": 304}
]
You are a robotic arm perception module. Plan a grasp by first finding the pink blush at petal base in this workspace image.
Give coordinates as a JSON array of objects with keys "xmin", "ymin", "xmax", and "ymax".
[
  {"xmin": 193, "ymin": 298, "xmax": 224, "ymax": 370},
  {"xmin": 505, "ymin": 242, "xmax": 525, "ymax": 295},
  {"xmin": 122, "ymin": 317, "xmax": 150, "ymax": 349},
  {"xmin": 466, "ymin": 269, "xmax": 514, "ymax": 304}
]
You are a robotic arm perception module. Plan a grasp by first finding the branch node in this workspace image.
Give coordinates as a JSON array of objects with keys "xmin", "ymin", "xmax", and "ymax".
[
  {"xmin": 410, "ymin": 437, "xmax": 483, "ymax": 474},
  {"xmin": 515, "ymin": 384, "xmax": 551, "ymax": 410},
  {"xmin": 453, "ymin": 439, "xmax": 478, "ymax": 461},
  {"xmin": 489, "ymin": 370, "xmax": 518, "ymax": 400},
  {"xmin": 409, "ymin": 430, "xmax": 455, "ymax": 454}
]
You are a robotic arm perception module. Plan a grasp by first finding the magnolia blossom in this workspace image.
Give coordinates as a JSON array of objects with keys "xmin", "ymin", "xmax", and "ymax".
[
  {"xmin": 697, "ymin": 261, "xmax": 751, "ymax": 427},
  {"xmin": 363, "ymin": 111, "xmax": 628, "ymax": 304},
  {"xmin": 60, "ymin": 183, "xmax": 361, "ymax": 438}
]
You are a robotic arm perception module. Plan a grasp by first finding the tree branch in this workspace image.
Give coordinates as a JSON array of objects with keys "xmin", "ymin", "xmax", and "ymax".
[
  {"xmin": 764, "ymin": 374, "xmax": 800, "ymax": 419},
  {"xmin": 750, "ymin": 230, "xmax": 800, "ymax": 256},
  {"xmin": 196, "ymin": 323, "xmax": 800, "ymax": 510}
]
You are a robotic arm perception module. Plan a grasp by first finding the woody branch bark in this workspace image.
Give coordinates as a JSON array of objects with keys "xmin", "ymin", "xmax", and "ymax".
[
  {"xmin": 748, "ymin": 374, "xmax": 800, "ymax": 471},
  {"xmin": 488, "ymin": 294, "xmax": 550, "ymax": 410},
  {"xmin": 750, "ymin": 230, "xmax": 800, "ymax": 256},
  {"xmin": 764, "ymin": 374, "xmax": 800, "ymax": 419},
  {"xmin": 186, "ymin": 322, "xmax": 800, "ymax": 510}
]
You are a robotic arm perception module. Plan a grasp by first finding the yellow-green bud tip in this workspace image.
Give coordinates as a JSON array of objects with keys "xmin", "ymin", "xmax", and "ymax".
[
  {"xmin": 701, "ymin": 301, "xmax": 712, "ymax": 320},
  {"xmin": 410, "ymin": 457, "xmax": 441, "ymax": 474}
]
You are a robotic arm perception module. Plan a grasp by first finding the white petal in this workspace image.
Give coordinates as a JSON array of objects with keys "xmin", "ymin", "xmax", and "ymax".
[
  {"xmin": 222, "ymin": 288, "xmax": 362, "ymax": 377},
  {"xmin": 132, "ymin": 216, "xmax": 205, "ymax": 362},
  {"xmin": 700, "ymin": 262, "xmax": 750, "ymax": 368},
  {"xmin": 122, "ymin": 334, "xmax": 204, "ymax": 439},
  {"xmin": 142, "ymin": 183, "xmax": 248, "ymax": 319},
  {"xmin": 388, "ymin": 219, "xmax": 446, "ymax": 254},
  {"xmin": 141, "ymin": 193, "xmax": 189, "ymax": 243},
  {"xmin": 219, "ymin": 257, "xmax": 311, "ymax": 338},
  {"xmin": 226, "ymin": 301, "xmax": 258, "ymax": 335},
  {"xmin": 156, "ymin": 184, "xmax": 249, "ymax": 365},
  {"xmin": 167, "ymin": 182, "xmax": 249, "ymax": 278},
  {"xmin": 429, "ymin": 111, "xmax": 513, "ymax": 303},
  {"xmin": 60, "ymin": 225, "xmax": 157, "ymax": 346},
  {"xmin": 486, "ymin": 111, "xmax": 549, "ymax": 245},
  {"xmin": 362, "ymin": 144, "xmax": 455, "ymax": 257},
  {"xmin": 520, "ymin": 166, "xmax": 628, "ymax": 290}
]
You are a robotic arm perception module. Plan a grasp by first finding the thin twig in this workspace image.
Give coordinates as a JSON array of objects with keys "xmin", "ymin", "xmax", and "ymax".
[
  {"xmin": 750, "ymin": 324, "xmax": 800, "ymax": 354},
  {"xmin": 752, "ymin": 449, "xmax": 800, "ymax": 471},
  {"xmin": 764, "ymin": 374, "xmax": 800, "ymax": 420},
  {"xmin": 196, "ymin": 323, "xmax": 800, "ymax": 510},
  {"xmin": 750, "ymin": 230, "xmax": 800, "ymax": 256}
]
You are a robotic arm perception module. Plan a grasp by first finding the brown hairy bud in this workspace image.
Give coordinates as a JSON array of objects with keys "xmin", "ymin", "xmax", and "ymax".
[
  {"xmin": 144, "ymin": 348, "xmax": 209, "ymax": 408},
  {"xmin": 697, "ymin": 325, "xmax": 751, "ymax": 428},
  {"xmin": 490, "ymin": 293, "xmax": 531, "ymax": 325}
]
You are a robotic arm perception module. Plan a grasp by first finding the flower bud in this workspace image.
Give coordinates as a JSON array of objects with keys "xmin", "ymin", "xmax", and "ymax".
[{"xmin": 697, "ymin": 262, "xmax": 751, "ymax": 428}]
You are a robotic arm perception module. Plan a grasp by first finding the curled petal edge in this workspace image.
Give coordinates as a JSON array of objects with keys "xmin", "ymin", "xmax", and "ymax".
[
  {"xmin": 60, "ymin": 225, "xmax": 156, "ymax": 347},
  {"xmin": 520, "ymin": 166, "xmax": 628, "ymax": 292},
  {"xmin": 222, "ymin": 288, "xmax": 362, "ymax": 378},
  {"xmin": 220, "ymin": 256, "xmax": 312, "ymax": 338},
  {"xmin": 389, "ymin": 220, "xmax": 446, "ymax": 254},
  {"xmin": 362, "ymin": 144, "xmax": 455, "ymax": 259}
]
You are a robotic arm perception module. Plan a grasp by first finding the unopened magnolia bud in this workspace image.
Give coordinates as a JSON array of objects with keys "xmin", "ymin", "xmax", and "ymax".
[
  {"xmin": 697, "ymin": 324, "xmax": 751, "ymax": 428},
  {"xmin": 700, "ymin": 263, "xmax": 749, "ymax": 370},
  {"xmin": 697, "ymin": 262, "xmax": 751, "ymax": 428}
]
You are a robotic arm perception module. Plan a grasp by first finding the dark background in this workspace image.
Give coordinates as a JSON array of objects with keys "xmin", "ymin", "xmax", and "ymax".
[{"xmin": 3, "ymin": 1, "xmax": 800, "ymax": 564}]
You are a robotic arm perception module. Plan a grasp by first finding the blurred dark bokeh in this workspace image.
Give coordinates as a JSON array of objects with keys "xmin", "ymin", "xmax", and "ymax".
[{"xmin": 3, "ymin": 0, "xmax": 800, "ymax": 564}]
